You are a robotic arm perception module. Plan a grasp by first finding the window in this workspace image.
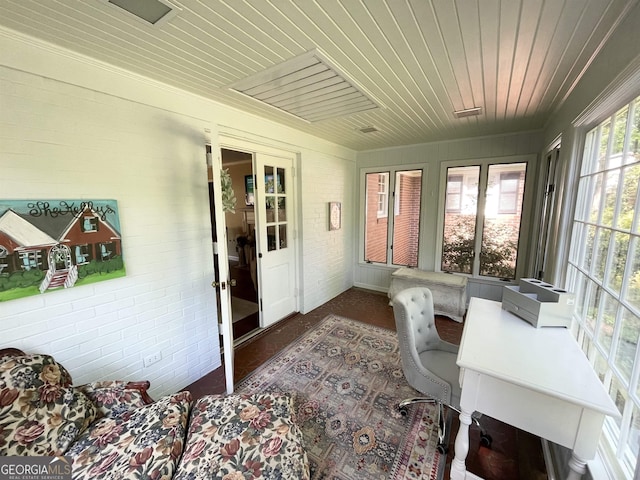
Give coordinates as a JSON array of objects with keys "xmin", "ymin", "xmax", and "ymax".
[
  {"xmin": 363, "ymin": 168, "xmax": 423, "ymax": 267},
  {"xmin": 498, "ymin": 172, "xmax": 521, "ymax": 214},
  {"xmin": 376, "ymin": 173, "xmax": 389, "ymax": 218},
  {"xmin": 264, "ymin": 165, "xmax": 287, "ymax": 252},
  {"xmin": 0, "ymin": 245, "xmax": 7, "ymax": 274},
  {"xmin": 446, "ymin": 174, "xmax": 463, "ymax": 212},
  {"xmin": 75, "ymin": 244, "xmax": 90, "ymax": 265},
  {"xmin": 82, "ymin": 216, "xmax": 99, "ymax": 232},
  {"xmin": 99, "ymin": 242, "xmax": 115, "ymax": 261},
  {"xmin": 566, "ymin": 95, "xmax": 640, "ymax": 478},
  {"xmin": 439, "ymin": 159, "xmax": 529, "ymax": 279},
  {"xmin": 19, "ymin": 250, "xmax": 42, "ymax": 271}
]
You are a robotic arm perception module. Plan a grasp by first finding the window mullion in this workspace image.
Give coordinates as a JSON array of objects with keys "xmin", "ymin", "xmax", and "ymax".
[
  {"xmin": 618, "ymin": 395, "xmax": 634, "ymax": 459},
  {"xmin": 474, "ymin": 165, "xmax": 489, "ymax": 276},
  {"xmin": 628, "ymin": 294, "xmax": 640, "ymax": 404},
  {"xmin": 632, "ymin": 169, "xmax": 640, "ymax": 234},
  {"xmin": 387, "ymin": 172, "xmax": 396, "ymax": 266},
  {"xmin": 622, "ymin": 100, "xmax": 635, "ymax": 160}
]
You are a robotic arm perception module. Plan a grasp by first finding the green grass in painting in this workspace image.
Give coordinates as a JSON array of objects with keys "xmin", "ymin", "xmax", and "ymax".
[
  {"xmin": 0, "ymin": 269, "xmax": 126, "ymax": 302},
  {"xmin": 75, "ymin": 269, "xmax": 126, "ymax": 286},
  {"xmin": 0, "ymin": 286, "xmax": 41, "ymax": 302}
]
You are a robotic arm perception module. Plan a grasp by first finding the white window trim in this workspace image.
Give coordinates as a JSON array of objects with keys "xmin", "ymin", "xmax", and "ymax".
[
  {"xmin": 553, "ymin": 54, "xmax": 640, "ymax": 286},
  {"xmin": 359, "ymin": 163, "xmax": 427, "ymax": 267},
  {"xmin": 376, "ymin": 172, "xmax": 389, "ymax": 218},
  {"xmin": 435, "ymin": 154, "xmax": 536, "ymax": 281},
  {"xmin": 559, "ymin": 79, "xmax": 640, "ymax": 479}
]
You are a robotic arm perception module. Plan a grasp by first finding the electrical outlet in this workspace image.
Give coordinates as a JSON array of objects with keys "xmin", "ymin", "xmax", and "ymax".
[{"xmin": 143, "ymin": 352, "xmax": 162, "ymax": 368}]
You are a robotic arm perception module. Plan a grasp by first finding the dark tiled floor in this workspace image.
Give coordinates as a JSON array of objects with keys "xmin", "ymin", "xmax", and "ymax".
[
  {"xmin": 184, "ymin": 288, "xmax": 548, "ymax": 480},
  {"xmin": 226, "ymin": 261, "xmax": 260, "ymax": 340}
]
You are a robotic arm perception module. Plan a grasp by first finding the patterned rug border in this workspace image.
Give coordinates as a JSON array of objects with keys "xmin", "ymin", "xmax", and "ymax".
[{"xmin": 236, "ymin": 314, "xmax": 445, "ymax": 480}]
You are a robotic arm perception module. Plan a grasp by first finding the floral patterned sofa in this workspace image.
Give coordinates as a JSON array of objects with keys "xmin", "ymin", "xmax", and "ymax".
[{"xmin": 0, "ymin": 348, "xmax": 309, "ymax": 479}]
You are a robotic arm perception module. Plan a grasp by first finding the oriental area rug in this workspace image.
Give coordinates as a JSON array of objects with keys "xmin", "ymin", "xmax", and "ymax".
[{"xmin": 236, "ymin": 315, "xmax": 443, "ymax": 480}]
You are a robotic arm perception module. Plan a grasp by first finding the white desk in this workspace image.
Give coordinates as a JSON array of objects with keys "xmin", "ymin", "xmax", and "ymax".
[{"xmin": 451, "ymin": 298, "xmax": 620, "ymax": 480}]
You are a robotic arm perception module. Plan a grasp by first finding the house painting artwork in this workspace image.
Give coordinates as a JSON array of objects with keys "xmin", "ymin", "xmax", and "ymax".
[{"xmin": 0, "ymin": 199, "xmax": 125, "ymax": 302}]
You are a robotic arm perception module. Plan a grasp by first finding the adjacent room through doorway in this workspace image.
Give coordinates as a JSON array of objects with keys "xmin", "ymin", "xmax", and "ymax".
[{"xmin": 220, "ymin": 148, "xmax": 259, "ymax": 342}]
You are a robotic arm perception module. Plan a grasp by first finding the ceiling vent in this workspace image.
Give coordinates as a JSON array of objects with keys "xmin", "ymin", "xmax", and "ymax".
[
  {"xmin": 358, "ymin": 126, "xmax": 379, "ymax": 134},
  {"xmin": 101, "ymin": 0, "xmax": 180, "ymax": 26},
  {"xmin": 229, "ymin": 49, "xmax": 382, "ymax": 123},
  {"xmin": 453, "ymin": 107, "xmax": 483, "ymax": 119}
]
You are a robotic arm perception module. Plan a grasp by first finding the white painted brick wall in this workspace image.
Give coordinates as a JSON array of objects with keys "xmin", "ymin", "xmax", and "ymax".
[
  {"xmin": 299, "ymin": 151, "xmax": 356, "ymax": 313},
  {"xmin": 0, "ymin": 65, "xmax": 220, "ymax": 398}
]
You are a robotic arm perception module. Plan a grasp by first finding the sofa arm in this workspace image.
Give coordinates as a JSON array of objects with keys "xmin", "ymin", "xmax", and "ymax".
[
  {"xmin": 77, "ymin": 380, "xmax": 154, "ymax": 418},
  {"xmin": 121, "ymin": 381, "xmax": 154, "ymax": 404}
]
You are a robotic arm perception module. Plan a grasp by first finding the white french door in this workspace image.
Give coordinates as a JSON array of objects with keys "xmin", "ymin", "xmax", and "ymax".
[
  {"xmin": 207, "ymin": 146, "xmax": 234, "ymax": 394},
  {"xmin": 254, "ymin": 152, "xmax": 297, "ymax": 327}
]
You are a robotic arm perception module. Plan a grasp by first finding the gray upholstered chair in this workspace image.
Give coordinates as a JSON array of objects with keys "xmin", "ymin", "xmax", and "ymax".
[{"xmin": 392, "ymin": 286, "xmax": 489, "ymax": 453}]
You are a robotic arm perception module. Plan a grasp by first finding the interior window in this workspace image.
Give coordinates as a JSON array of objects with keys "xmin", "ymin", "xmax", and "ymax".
[
  {"xmin": 440, "ymin": 161, "xmax": 527, "ymax": 280},
  {"xmin": 392, "ymin": 170, "xmax": 422, "ymax": 267},
  {"xmin": 363, "ymin": 168, "xmax": 423, "ymax": 267},
  {"xmin": 364, "ymin": 171, "xmax": 389, "ymax": 264},
  {"xmin": 441, "ymin": 166, "xmax": 479, "ymax": 274}
]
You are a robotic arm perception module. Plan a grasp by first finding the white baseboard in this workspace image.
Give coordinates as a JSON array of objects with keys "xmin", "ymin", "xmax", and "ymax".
[{"xmin": 352, "ymin": 282, "xmax": 389, "ymax": 294}]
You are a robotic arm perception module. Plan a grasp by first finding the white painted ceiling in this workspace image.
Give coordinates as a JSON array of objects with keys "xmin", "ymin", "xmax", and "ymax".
[{"xmin": 0, "ymin": 0, "xmax": 636, "ymax": 151}]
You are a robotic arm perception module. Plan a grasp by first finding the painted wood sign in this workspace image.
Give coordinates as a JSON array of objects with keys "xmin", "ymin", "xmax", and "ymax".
[{"xmin": 0, "ymin": 199, "xmax": 125, "ymax": 302}]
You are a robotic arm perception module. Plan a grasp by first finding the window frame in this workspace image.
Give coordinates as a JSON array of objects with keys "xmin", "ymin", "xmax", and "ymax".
[
  {"xmin": 19, "ymin": 250, "xmax": 42, "ymax": 271},
  {"xmin": 564, "ymin": 94, "xmax": 640, "ymax": 480},
  {"xmin": 498, "ymin": 171, "xmax": 521, "ymax": 214},
  {"xmin": 435, "ymin": 155, "xmax": 535, "ymax": 281},
  {"xmin": 445, "ymin": 174, "xmax": 464, "ymax": 213},
  {"xmin": 359, "ymin": 164, "xmax": 426, "ymax": 267},
  {"xmin": 376, "ymin": 173, "xmax": 389, "ymax": 218}
]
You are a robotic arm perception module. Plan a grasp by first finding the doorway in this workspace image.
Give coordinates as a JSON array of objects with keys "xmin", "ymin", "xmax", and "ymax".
[
  {"xmin": 210, "ymin": 138, "xmax": 300, "ymax": 354},
  {"xmin": 220, "ymin": 148, "xmax": 260, "ymax": 342}
]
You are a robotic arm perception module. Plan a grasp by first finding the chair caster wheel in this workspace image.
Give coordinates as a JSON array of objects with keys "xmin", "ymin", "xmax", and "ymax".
[
  {"xmin": 480, "ymin": 433, "xmax": 492, "ymax": 448},
  {"xmin": 437, "ymin": 443, "xmax": 449, "ymax": 455},
  {"xmin": 398, "ymin": 406, "xmax": 408, "ymax": 417}
]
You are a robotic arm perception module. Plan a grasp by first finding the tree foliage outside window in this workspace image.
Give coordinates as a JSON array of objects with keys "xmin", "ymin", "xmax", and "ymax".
[
  {"xmin": 441, "ymin": 162, "xmax": 526, "ymax": 280},
  {"xmin": 567, "ymin": 95, "xmax": 640, "ymax": 478}
]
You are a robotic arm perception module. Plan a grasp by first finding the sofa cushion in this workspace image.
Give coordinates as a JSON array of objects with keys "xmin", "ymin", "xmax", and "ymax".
[
  {"xmin": 174, "ymin": 392, "xmax": 309, "ymax": 480},
  {"xmin": 67, "ymin": 391, "xmax": 192, "ymax": 480},
  {"xmin": 76, "ymin": 381, "xmax": 149, "ymax": 418},
  {"xmin": 0, "ymin": 354, "xmax": 98, "ymax": 456}
]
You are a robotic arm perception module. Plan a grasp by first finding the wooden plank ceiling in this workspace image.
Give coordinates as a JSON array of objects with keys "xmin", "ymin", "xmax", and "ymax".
[{"xmin": 0, "ymin": 0, "xmax": 635, "ymax": 151}]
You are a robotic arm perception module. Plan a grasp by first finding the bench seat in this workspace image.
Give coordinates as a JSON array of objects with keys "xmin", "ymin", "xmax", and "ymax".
[{"xmin": 388, "ymin": 267, "xmax": 467, "ymax": 322}]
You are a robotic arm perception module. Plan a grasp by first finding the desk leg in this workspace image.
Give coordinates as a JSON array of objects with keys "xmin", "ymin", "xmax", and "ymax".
[
  {"xmin": 566, "ymin": 453, "xmax": 587, "ymax": 480},
  {"xmin": 450, "ymin": 408, "xmax": 473, "ymax": 479}
]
